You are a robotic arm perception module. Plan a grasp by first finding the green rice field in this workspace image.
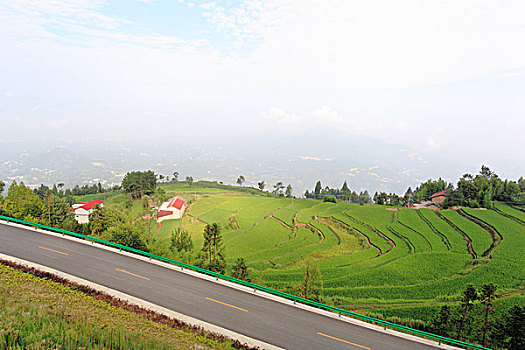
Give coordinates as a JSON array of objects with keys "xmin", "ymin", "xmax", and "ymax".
[{"xmin": 81, "ymin": 183, "xmax": 525, "ymax": 325}]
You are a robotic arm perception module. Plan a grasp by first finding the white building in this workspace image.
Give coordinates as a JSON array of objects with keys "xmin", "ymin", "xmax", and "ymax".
[
  {"xmin": 72, "ymin": 199, "xmax": 104, "ymax": 224},
  {"xmin": 157, "ymin": 196, "xmax": 187, "ymax": 222}
]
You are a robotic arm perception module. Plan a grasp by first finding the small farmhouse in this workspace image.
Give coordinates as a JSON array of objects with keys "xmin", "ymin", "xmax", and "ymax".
[
  {"xmin": 430, "ymin": 190, "xmax": 448, "ymax": 206},
  {"xmin": 157, "ymin": 196, "xmax": 187, "ymax": 223},
  {"xmin": 72, "ymin": 199, "xmax": 104, "ymax": 224}
]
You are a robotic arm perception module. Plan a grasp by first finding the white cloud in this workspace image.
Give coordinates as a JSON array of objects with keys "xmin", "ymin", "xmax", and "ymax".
[
  {"xmin": 46, "ymin": 118, "xmax": 70, "ymax": 128},
  {"xmin": 266, "ymin": 106, "xmax": 342, "ymax": 132},
  {"xmin": 31, "ymin": 105, "xmax": 42, "ymax": 112},
  {"xmin": 427, "ymin": 137, "xmax": 441, "ymax": 149},
  {"xmin": 205, "ymin": 0, "xmax": 525, "ymax": 88}
]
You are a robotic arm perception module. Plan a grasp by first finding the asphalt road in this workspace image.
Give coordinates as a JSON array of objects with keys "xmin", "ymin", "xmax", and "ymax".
[{"xmin": 0, "ymin": 223, "xmax": 446, "ymax": 350}]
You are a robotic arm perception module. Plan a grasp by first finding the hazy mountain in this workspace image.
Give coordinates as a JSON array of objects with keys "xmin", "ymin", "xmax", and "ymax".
[{"xmin": 0, "ymin": 130, "xmax": 470, "ymax": 195}]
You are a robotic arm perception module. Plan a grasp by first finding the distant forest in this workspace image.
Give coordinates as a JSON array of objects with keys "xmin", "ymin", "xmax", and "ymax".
[{"xmin": 304, "ymin": 165, "xmax": 525, "ymax": 208}]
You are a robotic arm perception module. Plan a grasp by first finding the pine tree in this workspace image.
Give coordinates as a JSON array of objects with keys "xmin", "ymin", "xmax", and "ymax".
[{"xmin": 201, "ymin": 223, "xmax": 225, "ymax": 273}]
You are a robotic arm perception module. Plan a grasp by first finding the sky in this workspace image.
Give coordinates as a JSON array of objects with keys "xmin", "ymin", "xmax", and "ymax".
[{"xmin": 1, "ymin": 0, "xmax": 524, "ymax": 179}]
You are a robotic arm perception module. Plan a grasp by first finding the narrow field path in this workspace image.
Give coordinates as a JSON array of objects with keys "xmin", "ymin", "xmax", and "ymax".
[
  {"xmin": 268, "ymin": 214, "xmax": 294, "ymax": 230},
  {"xmin": 493, "ymin": 206, "xmax": 525, "ymax": 226},
  {"xmin": 436, "ymin": 212, "xmax": 477, "ymax": 259},
  {"xmin": 321, "ymin": 216, "xmax": 381, "ymax": 255},
  {"xmin": 229, "ymin": 208, "xmax": 242, "ymax": 229},
  {"xmin": 458, "ymin": 209, "xmax": 502, "ymax": 259},
  {"xmin": 343, "ymin": 212, "xmax": 395, "ymax": 253},
  {"xmin": 416, "ymin": 210, "xmax": 452, "ymax": 250},
  {"xmin": 396, "ymin": 220, "xmax": 433, "ymax": 252}
]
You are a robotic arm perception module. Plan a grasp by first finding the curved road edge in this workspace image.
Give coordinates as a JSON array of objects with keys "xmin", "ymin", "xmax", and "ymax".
[{"xmin": 0, "ymin": 220, "xmax": 462, "ymax": 350}]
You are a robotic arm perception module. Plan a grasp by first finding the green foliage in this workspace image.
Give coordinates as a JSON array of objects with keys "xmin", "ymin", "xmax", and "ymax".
[
  {"xmin": 107, "ymin": 222, "xmax": 149, "ymax": 251},
  {"xmin": 0, "ymin": 264, "xmax": 236, "ymax": 350},
  {"xmin": 430, "ymin": 305, "xmax": 452, "ymax": 336},
  {"xmin": 170, "ymin": 228, "xmax": 193, "ymax": 253},
  {"xmin": 2, "ymin": 181, "xmax": 43, "ymax": 220},
  {"xmin": 493, "ymin": 305, "xmax": 525, "ymax": 350},
  {"xmin": 236, "ymin": 175, "xmax": 245, "ymax": 186},
  {"xmin": 231, "ymin": 257, "xmax": 249, "ymax": 281},
  {"xmin": 323, "ymin": 195, "xmax": 337, "ymax": 203},
  {"xmin": 294, "ymin": 261, "xmax": 323, "ymax": 302},
  {"xmin": 413, "ymin": 178, "xmax": 450, "ymax": 202},
  {"xmin": 200, "ymin": 223, "xmax": 225, "ymax": 273},
  {"xmin": 122, "ymin": 170, "xmax": 157, "ymax": 199}
]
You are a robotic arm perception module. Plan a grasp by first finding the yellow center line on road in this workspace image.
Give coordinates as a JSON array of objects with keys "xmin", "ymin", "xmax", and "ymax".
[
  {"xmin": 205, "ymin": 297, "xmax": 248, "ymax": 312},
  {"xmin": 38, "ymin": 246, "xmax": 69, "ymax": 256},
  {"xmin": 317, "ymin": 332, "xmax": 371, "ymax": 350},
  {"xmin": 115, "ymin": 268, "xmax": 151, "ymax": 280}
]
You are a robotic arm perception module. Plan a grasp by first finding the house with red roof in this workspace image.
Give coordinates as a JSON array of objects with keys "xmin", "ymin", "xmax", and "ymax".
[
  {"xmin": 157, "ymin": 196, "xmax": 187, "ymax": 223},
  {"xmin": 72, "ymin": 199, "xmax": 104, "ymax": 224},
  {"xmin": 430, "ymin": 190, "xmax": 448, "ymax": 206}
]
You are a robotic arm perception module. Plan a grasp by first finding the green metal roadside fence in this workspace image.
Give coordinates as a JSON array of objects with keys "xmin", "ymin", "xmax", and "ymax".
[{"xmin": 0, "ymin": 214, "xmax": 492, "ymax": 350}]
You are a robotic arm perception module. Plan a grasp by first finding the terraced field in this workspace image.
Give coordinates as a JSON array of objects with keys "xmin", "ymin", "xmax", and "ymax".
[{"xmin": 100, "ymin": 183, "xmax": 525, "ymax": 325}]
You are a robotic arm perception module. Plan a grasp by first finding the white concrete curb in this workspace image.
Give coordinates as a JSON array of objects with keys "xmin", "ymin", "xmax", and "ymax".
[
  {"xmin": 0, "ymin": 253, "xmax": 283, "ymax": 350},
  {"xmin": 1, "ymin": 220, "xmax": 463, "ymax": 350}
]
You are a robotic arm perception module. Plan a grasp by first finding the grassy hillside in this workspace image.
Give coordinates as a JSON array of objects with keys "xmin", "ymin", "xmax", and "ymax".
[
  {"xmin": 77, "ymin": 182, "xmax": 525, "ymax": 327},
  {"xmin": 0, "ymin": 262, "xmax": 245, "ymax": 350}
]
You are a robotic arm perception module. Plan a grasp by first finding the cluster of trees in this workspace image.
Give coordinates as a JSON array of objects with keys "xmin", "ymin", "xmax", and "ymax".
[
  {"xmin": 409, "ymin": 166, "xmax": 524, "ymax": 208},
  {"xmin": 0, "ymin": 181, "xmax": 74, "ymax": 228},
  {"xmin": 430, "ymin": 284, "xmax": 524, "ymax": 349},
  {"xmin": 444, "ymin": 166, "xmax": 524, "ymax": 208},
  {"xmin": 304, "ymin": 181, "xmax": 371, "ymax": 204},
  {"xmin": 122, "ymin": 171, "xmax": 157, "ymax": 199}
]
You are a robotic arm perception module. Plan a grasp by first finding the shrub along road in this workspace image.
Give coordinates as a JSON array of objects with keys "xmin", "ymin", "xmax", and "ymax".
[{"xmin": 0, "ymin": 222, "xmax": 457, "ymax": 350}]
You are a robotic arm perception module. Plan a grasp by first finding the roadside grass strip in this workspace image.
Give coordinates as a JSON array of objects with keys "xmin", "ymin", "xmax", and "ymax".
[{"xmin": 0, "ymin": 263, "xmax": 239, "ymax": 350}]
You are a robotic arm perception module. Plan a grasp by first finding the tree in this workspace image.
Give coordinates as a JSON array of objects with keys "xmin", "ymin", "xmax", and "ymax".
[
  {"xmin": 480, "ymin": 283, "xmax": 497, "ymax": 346},
  {"xmin": 285, "ymin": 184, "xmax": 293, "ymax": 197},
  {"xmin": 122, "ymin": 171, "xmax": 157, "ymax": 199},
  {"xmin": 2, "ymin": 181, "xmax": 43, "ymax": 220},
  {"xmin": 273, "ymin": 181, "xmax": 285, "ymax": 195},
  {"xmin": 295, "ymin": 261, "xmax": 323, "ymax": 302},
  {"xmin": 0, "ymin": 180, "xmax": 5, "ymax": 194},
  {"xmin": 258, "ymin": 181, "xmax": 265, "ymax": 191},
  {"xmin": 493, "ymin": 306, "xmax": 525, "ymax": 350},
  {"xmin": 231, "ymin": 257, "xmax": 249, "ymax": 281},
  {"xmin": 172, "ymin": 171, "xmax": 179, "ymax": 183},
  {"xmin": 186, "ymin": 176, "xmax": 194, "ymax": 187},
  {"xmin": 430, "ymin": 305, "xmax": 451, "ymax": 336},
  {"xmin": 518, "ymin": 177, "xmax": 525, "ymax": 192},
  {"xmin": 107, "ymin": 222, "xmax": 148, "ymax": 251},
  {"xmin": 323, "ymin": 195, "xmax": 336, "ymax": 203},
  {"xmin": 340, "ymin": 181, "xmax": 351, "ymax": 201},
  {"xmin": 170, "ymin": 228, "xmax": 193, "ymax": 253},
  {"xmin": 236, "ymin": 175, "xmax": 245, "ymax": 186},
  {"xmin": 457, "ymin": 284, "xmax": 478, "ymax": 339},
  {"xmin": 89, "ymin": 204, "xmax": 111, "ymax": 236},
  {"xmin": 358, "ymin": 190, "xmax": 371, "ymax": 205},
  {"xmin": 201, "ymin": 223, "xmax": 225, "ymax": 273},
  {"xmin": 314, "ymin": 181, "xmax": 322, "ymax": 199},
  {"xmin": 41, "ymin": 194, "xmax": 71, "ymax": 226}
]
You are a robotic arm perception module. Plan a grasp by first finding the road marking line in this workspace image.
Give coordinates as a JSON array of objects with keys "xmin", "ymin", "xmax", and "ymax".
[
  {"xmin": 206, "ymin": 297, "xmax": 248, "ymax": 312},
  {"xmin": 38, "ymin": 246, "xmax": 69, "ymax": 256},
  {"xmin": 115, "ymin": 268, "xmax": 150, "ymax": 280},
  {"xmin": 317, "ymin": 332, "xmax": 370, "ymax": 349}
]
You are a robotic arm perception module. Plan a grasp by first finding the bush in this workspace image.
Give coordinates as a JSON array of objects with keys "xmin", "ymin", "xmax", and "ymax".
[{"xmin": 323, "ymin": 196, "xmax": 337, "ymax": 203}]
